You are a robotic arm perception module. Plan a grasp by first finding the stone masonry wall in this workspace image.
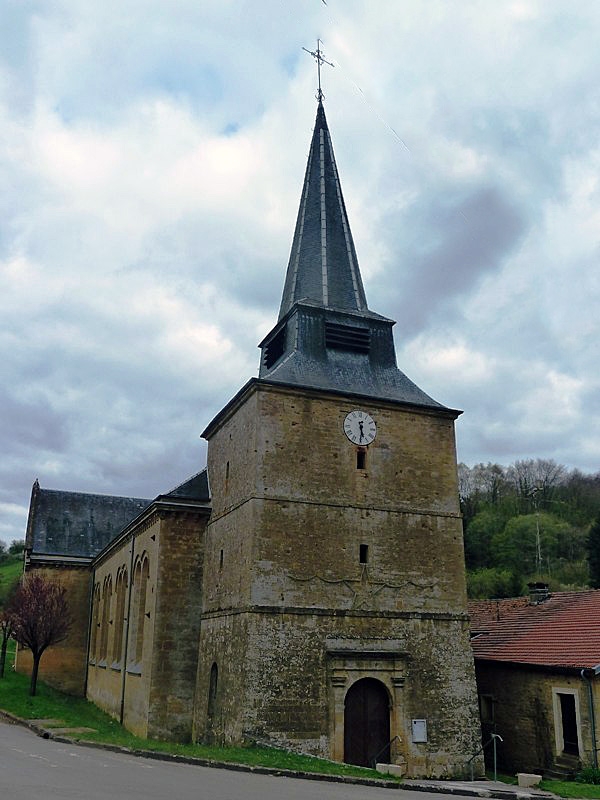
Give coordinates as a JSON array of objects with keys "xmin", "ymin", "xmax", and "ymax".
[
  {"xmin": 86, "ymin": 516, "xmax": 160, "ymax": 738},
  {"xmin": 196, "ymin": 609, "xmax": 480, "ymax": 777},
  {"xmin": 194, "ymin": 612, "xmax": 250, "ymax": 745},
  {"xmin": 475, "ymin": 662, "xmax": 595, "ymax": 773},
  {"xmin": 147, "ymin": 511, "xmax": 206, "ymax": 742},
  {"xmin": 196, "ymin": 382, "xmax": 482, "ymax": 776},
  {"xmin": 87, "ymin": 508, "xmax": 206, "ymax": 742}
]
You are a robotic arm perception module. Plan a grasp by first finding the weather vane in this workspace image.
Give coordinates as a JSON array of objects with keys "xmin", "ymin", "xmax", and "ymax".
[{"xmin": 302, "ymin": 39, "xmax": 334, "ymax": 102}]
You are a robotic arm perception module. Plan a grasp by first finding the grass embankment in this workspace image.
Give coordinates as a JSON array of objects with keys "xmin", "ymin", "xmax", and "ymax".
[
  {"xmin": 538, "ymin": 781, "xmax": 600, "ymax": 799},
  {"xmin": 492, "ymin": 770, "xmax": 600, "ymax": 799},
  {"xmin": 3, "ymin": 630, "xmax": 600, "ymax": 793},
  {"xmin": 0, "ymin": 557, "xmax": 22, "ymax": 605},
  {"xmin": 0, "ymin": 639, "xmax": 390, "ymax": 781}
]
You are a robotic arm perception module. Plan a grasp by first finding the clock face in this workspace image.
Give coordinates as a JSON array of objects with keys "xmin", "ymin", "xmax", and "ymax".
[{"xmin": 343, "ymin": 410, "xmax": 377, "ymax": 445}]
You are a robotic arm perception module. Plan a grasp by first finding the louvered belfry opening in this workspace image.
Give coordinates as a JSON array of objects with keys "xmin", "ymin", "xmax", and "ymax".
[
  {"xmin": 325, "ymin": 322, "xmax": 370, "ymax": 354},
  {"xmin": 264, "ymin": 324, "xmax": 287, "ymax": 369}
]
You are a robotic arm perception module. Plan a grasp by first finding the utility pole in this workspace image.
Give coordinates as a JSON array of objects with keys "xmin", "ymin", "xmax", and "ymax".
[{"xmin": 530, "ymin": 485, "xmax": 542, "ymax": 576}]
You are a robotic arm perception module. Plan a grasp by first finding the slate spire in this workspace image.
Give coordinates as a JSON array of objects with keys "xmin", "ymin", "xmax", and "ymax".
[
  {"xmin": 258, "ymin": 100, "xmax": 450, "ymax": 412},
  {"xmin": 278, "ymin": 100, "xmax": 368, "ymax": 320}
]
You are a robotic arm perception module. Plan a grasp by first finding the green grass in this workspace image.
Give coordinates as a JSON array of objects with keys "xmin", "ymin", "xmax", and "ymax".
[
  {"xmin": 489, "ymin": 772, "xmax": 517, "ymax": 784},
  {"xmin": 492, "ymin": 768, "xmax": 600, "ymax": 799},
  {"xmin": 0, "ymin": 557, "xmax": 22, "ymax": 605},
  {"xmin": 4, "ymin": 642, "xmax": 600, "ymax": 791},
  {"xmin": 0, "ymin": 639, "xmax": 393, "ymax": 782},
  {"xmin": 539, "ymin": 780, "xmax": 600, "ymax": 799}
]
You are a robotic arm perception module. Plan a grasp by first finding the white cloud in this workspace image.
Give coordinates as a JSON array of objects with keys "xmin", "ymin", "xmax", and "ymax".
[
  {"xmin": 2, "ymin": 0, "xmax": 600, "ymax": 543},
  {"xmin": 404, "ymin": 336, "xmax": 494, "ymax": 388}
]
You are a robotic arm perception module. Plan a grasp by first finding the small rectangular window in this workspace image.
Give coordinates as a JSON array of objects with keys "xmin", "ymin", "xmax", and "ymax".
[
  {"xmin": 480, "ymin": 694, "xmax": 494, "ymax": 723},
  {"xmin": 359, "ymin": 544, "xmax": 369, "ymax": 564},
  {"xmin": 219, "ymin": 549, "xmax": 224, "ymax": 570},
  {"xmin": 356, "ymin": 448, "xmax": 367, "ymax": 470}
]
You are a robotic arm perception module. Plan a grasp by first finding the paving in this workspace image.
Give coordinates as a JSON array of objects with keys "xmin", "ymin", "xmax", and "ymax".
[
  {"xmin": 400, "ymin": 779, "xmax": 557, "ymax": 800},
  {"xmin": 0, "ymin": 709, "xmax": 563, "ymax": 799},
  {"xmin": 28, "ymin": 717, "xmax": 97, "ymax": 736}
]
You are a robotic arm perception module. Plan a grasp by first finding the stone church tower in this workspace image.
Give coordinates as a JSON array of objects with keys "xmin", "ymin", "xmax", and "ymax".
[{"xmin": 193, "ymin": 100, "xmax": 481, "ymax": 776}]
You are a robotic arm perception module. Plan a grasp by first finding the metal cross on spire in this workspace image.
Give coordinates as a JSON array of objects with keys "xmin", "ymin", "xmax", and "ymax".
[{"xmin": 302, "ymin": 39, "xmax": 334, "ymax": 102}]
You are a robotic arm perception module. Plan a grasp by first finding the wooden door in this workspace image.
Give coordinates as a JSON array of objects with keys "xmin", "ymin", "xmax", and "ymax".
[{"xmin": 344, "ymin": 678, "xmax": 390, "ymax": 767}]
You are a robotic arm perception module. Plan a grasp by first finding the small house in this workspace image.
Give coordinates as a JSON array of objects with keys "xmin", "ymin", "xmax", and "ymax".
[{"xmin": 470, "ymin": 587, "xmax": 600, "ymax": 776}]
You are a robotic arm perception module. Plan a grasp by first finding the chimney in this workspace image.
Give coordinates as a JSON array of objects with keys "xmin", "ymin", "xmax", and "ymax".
[{"xmin": 528, "ymin": 582, "xmax": 550, "ymax": 605}]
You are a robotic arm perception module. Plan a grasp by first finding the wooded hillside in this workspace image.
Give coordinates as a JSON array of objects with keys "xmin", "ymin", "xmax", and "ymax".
[{"xmin": 459, "ymin": 459, "xmax": 600, "ymax": 598}]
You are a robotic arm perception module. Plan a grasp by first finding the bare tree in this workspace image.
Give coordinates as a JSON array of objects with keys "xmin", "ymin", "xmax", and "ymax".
[
  {"xmin": 472, "ymin": 462, "xmax": 509, "ymax": 504},
  {"xmin": 508, "ymin": 458, "xmax": 566, "ymax": 504},
  {"xmin": 10, "ymin": 574, "xmax": 72, "ymax": 696},
  {"xmin": 0, "ymin": 580, "xmax": 19, "ymax": 679},
  {"xmin": 0, "ymin": 608, "xmax": 14, "ymax": 679}
]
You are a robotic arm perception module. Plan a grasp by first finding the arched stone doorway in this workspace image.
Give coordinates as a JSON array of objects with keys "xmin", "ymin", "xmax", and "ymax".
[{"xmin": 344, "ymin": 677, "xmax": 390, "ymax": 767}]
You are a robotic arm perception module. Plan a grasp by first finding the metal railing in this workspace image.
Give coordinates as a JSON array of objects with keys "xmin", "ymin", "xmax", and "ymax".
[
  {"xmin": 466, "ymin": 733, "xmax": 503, "ymax": 781},
  {"xmin": 370, "ymin": 735, "xmax": 402, "ymax": 768}
]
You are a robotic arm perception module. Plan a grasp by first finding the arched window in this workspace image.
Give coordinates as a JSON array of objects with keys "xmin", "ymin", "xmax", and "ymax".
[
  {"xmin": 112, "ymin": 567, "xmax": 128, "ymax": 666},
  {"xmin": 128, "ymin": 555, "xmax": 149, "ymax": 668},
  {"xmin": 99, "ymin": 575, "xmax": 113, "ymax": 663},
  {"xmin": 128, "ymin": 560, "xmax": 140, "ymax": 665},
  {"xmin": 89, "ymin": 584, "xmax": 101, "ymax": 663}
]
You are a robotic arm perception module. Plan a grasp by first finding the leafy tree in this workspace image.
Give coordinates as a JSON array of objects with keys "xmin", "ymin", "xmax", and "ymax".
[
  {"xmin": 467, "ymin": 567, "xmax": 522, "ymax": 599},
  {"xmin": 9, "ymin": 573, "xmax": 72, "ymax": 696},
  {"xmin": 491, "ymin": 512, "xmax": 575, "ymax": 578},
  {"xmin": 0, "ymin": 541, "xmax": 7, "ymax": 565},
  {"xmin": 549, "ymin": 559, "xmax": 589, "ymax": 590},
  {"xmin": 588, "ymin": 515, "xmax": 600, "ymax": 589},
  {"xmin": 460, "ymin": 459, "xmax": 600, "ymax": 598},
  {"xmin": 459, "ymin": 462, "xmax": 514, "ymax": 535},
  {"xmin": 8, "ymin": 540, "xmax": 25, "ymax": 556},
  {"xmin": 464, "ymin": 507, "xmax": 509, "ymax": 570},
  {"xmin": 559, "ymin": 471, "xmax": 600, "ymax": 526}
]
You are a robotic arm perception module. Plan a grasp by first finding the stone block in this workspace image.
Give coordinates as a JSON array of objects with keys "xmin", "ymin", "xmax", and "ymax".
[
  {"xmin": 388, "ymin": 764, "xmax": 406, "ymax": 777},
  {"xmin": 376, "ymin": 763, "xmax": 405, "ymax": 777},
  {"xmin": 517, "ymin": 773, "xmax": 542, "ymax": 787}
]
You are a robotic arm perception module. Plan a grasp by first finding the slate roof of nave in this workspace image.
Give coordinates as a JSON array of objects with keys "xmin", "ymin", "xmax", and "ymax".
[
  {"xmin": 160, "ymin": 469, "xmax": 210, "ymax": 501},
  {"xmin": 469, "ymin": 590, "xmax": 600, "ymax": 670},
  {"xmin": 26, "ymin": 480, "xmax": 152, "ymax": 559},
  {"xmin": 26, "ymin": 469, "xmax": 211, "ymax": 560}
]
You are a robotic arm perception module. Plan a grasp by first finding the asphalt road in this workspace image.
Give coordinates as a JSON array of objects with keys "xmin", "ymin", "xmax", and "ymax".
[{"xmin": 0, "ymin": 719, "xmax": 470, "ymax": 800}]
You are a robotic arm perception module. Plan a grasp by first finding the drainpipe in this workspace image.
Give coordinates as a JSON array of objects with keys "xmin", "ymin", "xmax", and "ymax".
[
  {"xmin": 120, "ymin": 535, "xmax": 136, "ymax": 725},
  {"xmin": 83, "ymin": 566, "xmax": 95, "ymax": 697},
  {"xmin": 581, "ymin": 664, "xmax": 600, "ymax": 769}
]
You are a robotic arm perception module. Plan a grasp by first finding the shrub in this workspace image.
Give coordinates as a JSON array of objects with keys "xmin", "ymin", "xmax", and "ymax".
[{"xmin": 576, "ymin": 767, "xmax": 600, "ymax": 784}]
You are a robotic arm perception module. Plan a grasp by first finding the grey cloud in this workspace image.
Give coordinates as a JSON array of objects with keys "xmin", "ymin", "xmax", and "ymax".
[
  {"xmin": 131, "ymin": 217, "xmax": 285, "ymax": 315},
  {"xmin": 3, "ymin": 1, "xmax": 600, "ymax": 545},
  {"xmin": 383, "ymin": 183, "xmax": 527, "ymax": 333},
  {"xmin": 465, "ymin": 108, "xmax": 564, "ymax": 199},
  {"xmin": 0, "ymin": 389, "xmax": 70, "ymax": 453}
]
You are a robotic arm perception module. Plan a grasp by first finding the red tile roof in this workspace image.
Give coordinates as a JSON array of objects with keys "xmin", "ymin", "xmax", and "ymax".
[{"xmin": 469, "ymin": 590, "xmax": 600, "ymax": 670}]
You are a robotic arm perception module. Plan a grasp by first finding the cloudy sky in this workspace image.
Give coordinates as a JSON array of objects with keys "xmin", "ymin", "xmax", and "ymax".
[{"xmin": 2, "ymin": 0, "xmax": 599, "ymax": 544}]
